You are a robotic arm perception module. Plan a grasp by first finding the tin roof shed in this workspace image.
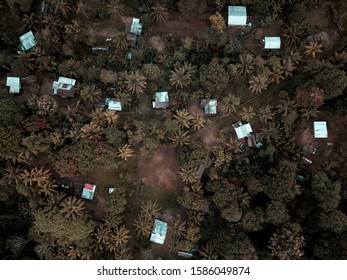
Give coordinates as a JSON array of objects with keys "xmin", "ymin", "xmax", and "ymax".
[
  {"xmin": 201, "ymin": 99, "xmax": 217, "ymax": 114},
  {"xmin": 130, "ymin": 18, "xmax": 143, "ymax": 36},
  {"xmin": 19, "ymin": 31, "xmax": 37, "ymax": 51},
  {"xmin": 105, "ymin": 98, "xmax": 122, "ymax": 111},
  {"xmin": 314, "ymin": 121, "xmax": 328, "ymax": 138},
  {"xmin": 150, "ymin": 219, "xmax": 168, "ymax": 244},
  {"xmin": 153, "ymin": 91, "xmax": 169, "ymax": 109},
  {"xmin": 6, "ymin": 77, "xmax": 21, "ymax": 94},
  {"xmin": 52, "ymin": 77, "xmax": 76, "ymax": 98},
  {"xmin": 81, "ymin": 183, "xmax": 96, "ymax": 200},
  {"xmin": 264, "ymin": 37, "xmax": 281, "ymax": 49},
  {"xmin": 228, "ymin": 6, "xmax": 247, "ymax": 26},
  {"xmin": 233, "ymin": 121, "xmax": 253, "ymax": 139}
]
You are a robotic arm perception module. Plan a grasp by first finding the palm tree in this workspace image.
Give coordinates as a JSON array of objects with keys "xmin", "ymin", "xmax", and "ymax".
[
  {"xmin": 37, "ymin": 180, "xmax": 59, "ymax": 197},
  {"xmin": 300, "ymin": 107, "xmax": 319, "ymax": 120},
  {"xmin": 258, "ymin": 105, "xmax": 274, "ymax": 125},
  {"xmin": 173, "ymin": 109, "xmax": 194, "ymax": 129},
  {"xmin": 236, "ymin": 53, "xmax": 255, "ymax": 76},
  {"xmin": 170, "ymin": 129, "xmax": 190, "ymax": 147},
  {"xmin": 106, "ymin": 225, "xmax": 130, "ymax": 251},
  {"xmin": 178, "ymin": 166, "xmax": 198, "ymax": 184},
  {"xmin": 140, "ymin": 200, "xmax": 161, "ymax": 219},
  {"xmin": 125, "ymin": 71, "xmax": 147, "ymax": 95},
  {"xmin": 22, "ymin": 13, "xmax": 38, "ymax": 31},
  {"xmin": 198, "ymin": 243, "xmax": 218, "ymax": 260},
  {"xmin": 79, "ymin": 84, "xmax": 102, "ymax": 102},
  {"xmin": 103, "ymin": 212, "xmax": 123, "ymax": 229},
  {"xmin": 248, "ymin": 75, "xmax": 268, "ymax": 94},
  {"xmin": 21, "ymin": 167, "xmax": 52, "ymax": 187},
  {"xmin": 259, "ymin": 122, "xmax": 282, "ymax": 143},
  {"xmin": 150, "ymin": 2, "xmax": 169, "ymax": 23},
  {"xmin": 60, "ymin": 196, "xmax": 85, "ymax": 220},
  {"xmin": 4, "ymin": 165, "xmax": 22, "ymax": 185},
  {"xmin": 113, "ymin": 32, "xmax": 128, "ymax": 51},
  {"xmin": 240, "ymin": 106, "xmax": 256, "ymax": 122},
  {"xmin": 191, "ymin": 115, "xmax": 205, "ymax": 131},
  {"xmin": 80, "ymin": 123, "xmax": 103, "ymax": 139},
  {"xmin": 91, "ymin": 108, "xmax": 104, "ymax": 125},
  {"xmin": 76, "ymin": 1, "xmax": 89, "ymax": 19},
  {"xmin": 289, "ymin": 50, "xmax": 302, "ymax": 65},
  {"xmin": 222, "ymin": 94, "xmax": 240, "ymax": 114},
  {"xmin": 103, "ymin": 110, "xmax": 119, "ymax": 126},
  {"xmin": 114, "ymin": 247, "xmax": 132, "ymax": 260},
  {"xmin": 282, "ymin": 58, "xmax": 295, "ymax": 77},
  {"xmin": 304, "ymin": 42, "xmax": 323, "ymax": 59},
  {"xmin": 40, "ymin": 14, "xmax": 63, "ymax": 35},
  {"xmin": 169, "ymin": 219, "xmax": 186, "ymax": 239},
  {"xmin": 283, "ymin": 24, "xmax": 303, "ymax": 46},
  {"xmin": 95, "ymin": 225, "xmax": 112, "ymax": 246},
  {"xmin": 169, "ymin": 62, "xmax": 196, "ymax": 89},
  {"xmin": 66, "ymin": 245, "xmax": 81, "ymax": 260},
  {"xmin": 49, "ymin": 0, "xmax": 72, "ymax": 19},
  {"xmin": 117, "ymin": 144, "xmax": 134, "ymax": 161},
  {"xmin": 106, "ymin": 0, "xmax": 124, "ymax": 20},
  {"xmin": 115, "ymin": 90, "xmax": 131, "ymax": 108},
  {"xmin": 268, "ymin": 63, "xmax": 285, "ymax": 84},
  {"xmin": 276, "ymin": 98, "xmax": 297, "ymax": 117},
  {"xmin": 133, "ymin": 213, "xmax": 153, "ymax": 238}
]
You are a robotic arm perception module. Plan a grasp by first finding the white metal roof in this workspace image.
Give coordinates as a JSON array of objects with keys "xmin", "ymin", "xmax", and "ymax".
[
  {"xmin": 264, "ymin": 37, "xmax": 281, "ymax": 49},
  {"xmin": 228, "ymin": 6, "xmax": 247, "ymax": 26},
  {"xmin": 234, "ymin": 123, "xmax": 253, "ymax": 139},
  {"xmin": 6, "ymin": 77, "xmax": 21, "ymax": 94},
  {"xmin": 314, "ymin": 121, "xmax": 328, "ymax": 138},
  {"xmin": 150, "ymin": 219, "xmax": 168, "ymax": 244},
  {"xmin": 19, "ymin": 31, "xmax": 37, "ymax": 51},
  {"xmin": 105, "ymin": 98, "xmax": 122, "ymax": 111},
  {"xmin": 58, "ymin": 77, "xmax": 76, "ymax": 86},
  {"xmin": 130, "ymin": 18, "xmax": 142, "ymax": 35},
  {"xmin": 204, "ymin": 99, "xmax": 217, "ymax": 114},
  {"xmin": 155, "ymin": 91, "xmax": 169, "ymax": 102}
]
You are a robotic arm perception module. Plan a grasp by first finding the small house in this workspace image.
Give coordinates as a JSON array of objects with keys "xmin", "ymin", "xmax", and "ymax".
[
  {"xmin": 247, "ymin": 133, "xmax": 262, "ymax": 148},
  {"xmin": 105, "ymin": 98, "xmax": 122, "ymax": 111},
  {"xmin": 19, "ymin": 31, "xmax": 37, "ymax": 51},
  {"xmin": 81, "ymin": 183, "xmax": 96, "ymax": 200},
  {"xmin": 200, "ymin": 99, "xmax": 217, "ymax": 115},
  {"xmin": 150, "ymin": 219, "xmax": 168, "ymax": 245},
  {"xmin": 153, "ymin": 91, "xmax": 169, "ymax": 109},
  {"xmin": 130, "ymin": 18, "xmax": 143, "ymax": 36},
  {"xmin": 314, "ymin": 121, "xmax": 328, "ymax": 138},
  {"xmin": 233, "ymin": 121, "xmax": 253, "ymax": 139},
  {"xmin": 228, "ymin": 6, "xmax": 247, "ymax": 26},
  {"xmin": 6, "ymin": 77, "xmax": 21, "ymax": 94},
  {"xmin": 264, "ymin": 37, "xmax": 281, "ymax": 50},
  {"xmin": 52, "ymin": 77, "xmax": 76, "ymax": 98}
]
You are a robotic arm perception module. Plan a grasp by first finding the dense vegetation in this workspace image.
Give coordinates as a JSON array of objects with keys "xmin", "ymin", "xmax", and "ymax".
[{"xmin": 0, "ymin": 0, "xmax": 347, "ymax": 260}]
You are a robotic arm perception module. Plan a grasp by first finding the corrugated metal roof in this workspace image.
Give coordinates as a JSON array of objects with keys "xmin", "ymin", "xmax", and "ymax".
[
  {"xmin": 105, "ymin": 98, "xmax": 122, "ymax": 111},
  {"xmin": 234, "ymin": 123, "xmax": 253, "ymax": 139},
  {"xmin": 6, "ymin": 77, "xmax": 21, "ymax": 94},
  {"xmin": 57, "ymin": 77, "xmax": 76, "ymax": 86},
  {"xmin": 19, "ymin": 31, "xmax": 37, "ymax": 51},
  {"xmin": 264, "ymin": 37, "xmax": 281, "ymax": 49},
  {"xmin": 228, "ymin": 6, "xmax": 247, "ymax": 26},
  {"xmin": 130, "ymin": 18, "xmax": 142, "ymax": 36},
  {"xmin": 81, "ymin": 184, "xmax": 96, "ymax": 200},
  {"xmin": 204, "ymin": 99, "xmax": 217, "ymax": 114},
  {"xmin": 153, "ymin": 91, "xmax": 169, "ymax": 109},
  {"xmin": 314, "ymin": 121, "xmax": 328, "ymax": 138},
  {"xmin": 150, "ymin": 219, "xmax": 168, "ymax": 244}
]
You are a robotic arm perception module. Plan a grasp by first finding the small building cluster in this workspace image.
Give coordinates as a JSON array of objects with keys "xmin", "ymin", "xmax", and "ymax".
[
  {"xmin": 127, "ymin": 18, "xmax": 143, "ymax": 46},
  {"xmin": 52, "ymin": 77, "xmax": 76, "ymax": 98}
]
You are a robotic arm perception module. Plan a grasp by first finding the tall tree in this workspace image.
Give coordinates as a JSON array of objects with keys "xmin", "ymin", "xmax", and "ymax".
[{"xmin": 150, "ymin": 2, "xmax": 169, "ymax": 24}]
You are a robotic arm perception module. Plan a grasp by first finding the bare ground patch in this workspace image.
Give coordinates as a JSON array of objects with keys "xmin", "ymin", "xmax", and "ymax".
[{"xmin": 137, "ymin": 145, "xmax": 182, "ymax": 193}]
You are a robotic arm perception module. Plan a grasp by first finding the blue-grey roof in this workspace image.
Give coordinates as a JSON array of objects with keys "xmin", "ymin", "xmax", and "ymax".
[
  {"xmin": 130, "ymin": 18, "xmax": 142, "ymax": 36},
  {"xmin": 228, "ymin": 6, "xmax": 247, "ymax": 26},
  {"xmin": 19, "ymin": 31, "xmax": 37, "ymax": 51},
  {"xmin": 150, "ymin": 219, "xmax": 168, "ymax": 244},
  {"xmin": 264, "ymin": 37, "xmax": 281, "ymax": 49},
  {"xmin": 6, "ymin": 77, "xmax": 21, "ymax": 94},
  {"xmin": 204, "ymin": 99, "xmax": 217, "ymax": 114}
]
